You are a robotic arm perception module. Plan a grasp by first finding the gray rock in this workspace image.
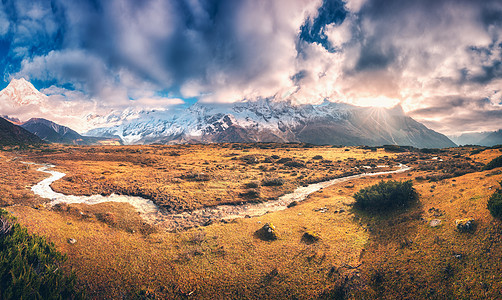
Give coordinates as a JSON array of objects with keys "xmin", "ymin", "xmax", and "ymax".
[
  {"xmin": 254, "ymin": 223, "xmax": 278, "ymax": 241},
  {"xmin": 455, "ymin": 218, "xmax": 475, "ymax": 232},
  {"xmin": 429, "ymin": 219, "xmax": 442, "ymax": 227}
]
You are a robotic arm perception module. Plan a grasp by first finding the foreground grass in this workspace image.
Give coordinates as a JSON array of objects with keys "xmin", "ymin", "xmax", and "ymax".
[
  {"xmin": 0, "ymin": 209, "xmax": 82, "ymax": 299},
  {"xmin": 352, "ymin": 166, "xmax": 502, "ymax": 299}
]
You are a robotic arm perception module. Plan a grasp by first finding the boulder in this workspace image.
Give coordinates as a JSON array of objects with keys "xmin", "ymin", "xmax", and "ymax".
[
  {"xmin": 301, "ymin": 231, "xmax": 320, "ymax": 244},
  {"xmin": 455, "ymin": 218, "xmax": 475, "ymax": 233},
  {"xmin": 255, "ymin": 223, "xmax": 278, "ymax": 241},
  {"xmin": 287, "ymin": 201, "xmax": 298, "ymax": 208},
  {"xmin": 429, "ymin": 219, "xmax": 442, "ymax": 227}
]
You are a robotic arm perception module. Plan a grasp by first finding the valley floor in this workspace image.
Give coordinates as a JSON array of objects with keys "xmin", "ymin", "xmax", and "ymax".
[{"xmin": 0, "ymin": 143, "xmax": 501, "ymax": 299}]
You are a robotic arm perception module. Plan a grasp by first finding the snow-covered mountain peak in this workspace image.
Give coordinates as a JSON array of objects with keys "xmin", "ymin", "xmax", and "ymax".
[{"xmin": 0, "ymin": 78, "xmax": 48, "ymax": 105}]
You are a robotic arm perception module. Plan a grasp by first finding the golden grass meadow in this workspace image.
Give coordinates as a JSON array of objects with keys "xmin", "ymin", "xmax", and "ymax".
[{"xmin": 1, "ymin": 143, "xmax": 502, "ymax": 299}]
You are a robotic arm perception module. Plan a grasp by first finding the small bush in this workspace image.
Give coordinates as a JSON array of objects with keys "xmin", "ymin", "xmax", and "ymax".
[
  {"xmin": 239, "ymin": 189, "xmax": 260, "ymax": 199},
  {"xmin": 301, "ymin": 231, "xmax": 320, "ymax": 244},
  {"xmin": 261, "ymin": 178, "xmax": 285, "ymax": 186},
  {"xmin": 0, "ymin": 209, "xmax": 83, "ymax": 299},
  {"xmin": 180, "ymin": 172, "xmax": 211, "ymax": 181},
  {"xmin": 240, "ymin": 155, "xmax": 259, "ymax": 164},
  {"xmin": 483, "ymin": 155, "xmax": 502, "ymax": 170},
  {"xmin": 244, "ymin": 181, "xmax": 260, "ymax": 188},
  {"xmin": 284, "ymin": 160, "xmax": 306, "ymax": 168},
  {"xmin": 487, "ymin": 182, "xmax": 502, "ymax": 219},
  {"xmin": 470, "ymin": 148, "xmax": 485, "ymax": 155},
  {"xmin": 277, "ymin": 157, "xmax": 293, "ymax": 164},
  {"xmin": 383, "ymin": 145, "xmax": 408, "ymax": 153},
  {"xmin": 353, "ymin": 180, "xmax": 417, "ymax": 211}
]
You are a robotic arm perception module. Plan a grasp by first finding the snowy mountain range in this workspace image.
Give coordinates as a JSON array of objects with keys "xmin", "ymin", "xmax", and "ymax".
[
  {"xmin": 87, "ymin": 99, "xmax": 456, "ymax": 148},
  {"xmin": 0, "ymin": 78, "xmax": 456, "ymax": 148}
]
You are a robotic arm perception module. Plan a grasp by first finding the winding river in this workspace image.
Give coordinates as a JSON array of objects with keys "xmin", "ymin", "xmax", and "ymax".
[{"xmin": 30, "ymin": 163, "xmax": 410, "ymax": 230}]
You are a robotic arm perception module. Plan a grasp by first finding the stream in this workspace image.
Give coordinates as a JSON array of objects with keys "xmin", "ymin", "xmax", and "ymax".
[{"xmin": 30, "ymin": 163, "xmax": 410, "ymax": 231}]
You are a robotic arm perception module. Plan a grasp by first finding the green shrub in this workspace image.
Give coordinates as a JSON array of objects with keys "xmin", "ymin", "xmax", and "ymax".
[
  {"xmin": 244, "ymin": 181, "xmax": 260, "ymax": 189},
  {"xmin": 383, "ymin": 145, "xmax": 410, "ymax": 153},
  {"xmin": 483, "ymin": 155, "xmax": 502, "ymax": 170},
  {"xmin": 353, "ymin": 180, "xmax": 417, "ymax": 211},
  {"xmin": 0, "ymin": 209, "xmax": 82, "ymax": 299},
  {"xmin": 487, "ymin": 182, "xmax": 502, "ymax": 219},
  {"xmin": 261, "ymin": 178, "xmax": 285, "ymax": 186}
]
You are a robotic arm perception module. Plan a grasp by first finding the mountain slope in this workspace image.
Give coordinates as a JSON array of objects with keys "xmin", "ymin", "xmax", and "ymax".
[
  {"xmin": 0, "ymin": 117, "xmax": 43, "ymax": 145},
  {"xmin": 451, "ymin": 130, "xmax": 502, "ymax": 146},
  {"xmin": 479, "ymin": 130, "xmax": 502, "ymax": 146},
  {"xmin": 21, "ymin": 118, "xmax": 123, "ymax": 145},
  {"xmin": 87, "ymin": 100, "xmax": 456, "ymax": 148},
  {"xmin": 21, "ymin": 118, "xmax": 84, "ymax": 144},
  {"xmin": 0, "ymin": 79, "xmax": 456, "ymax": 148},
  {"xmin": 0, "ymin": 78, "xmax": 47, "ymax": 106}
]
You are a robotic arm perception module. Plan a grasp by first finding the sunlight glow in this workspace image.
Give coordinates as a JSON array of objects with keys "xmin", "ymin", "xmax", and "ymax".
[{"xmin": 353, "ymin": 96, "xmax": 400, "ymax": 108}]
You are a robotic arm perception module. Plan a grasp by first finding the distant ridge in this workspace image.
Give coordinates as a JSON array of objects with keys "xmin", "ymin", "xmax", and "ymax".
[
  {"xmin": 479, "ymin": 130, "xmax": 502, "ymax": 146},
  {"xmin": 21, "ymin": 118, "xmax": 123, "ymax": 145},
  {"xmin": 87, "ymin": 100, "xmax": 457, "ymax": 148},
  {"xmin": 450, "ymin": 130, "xmax": 502, "ymax": 146},
  {"xmin": 21, "ymin": 118, "xmax": 84, "ymax": 144},
  {"xmin": 0, "ymin": 116, "xmax": 43, "ymax": 145}
]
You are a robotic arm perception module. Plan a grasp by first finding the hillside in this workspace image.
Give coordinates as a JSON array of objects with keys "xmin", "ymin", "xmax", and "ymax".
[
  {"xmin": 21, "ymin": 118, "xmax": 122, "ymax": 145},
  {"xmin": 21, "ymin": 118, "xmax": 85, "ymax": 144},
  {"xmin": 479, "ymin": 130, "xmax": 502, "ymax": 146},
  {"xmin": 0, "ymin": 117, "xmax": 43, "ymax": 145},
  {"xmin": 451, "ymin": 130, "xmax": 502, "ymax": 146}
]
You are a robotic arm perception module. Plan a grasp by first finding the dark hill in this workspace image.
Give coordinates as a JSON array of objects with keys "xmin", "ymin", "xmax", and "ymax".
[
  {"xmin": 21, "ymin": 118, "xmax": 83, "ymax": 144},
  {"xmin": 21, "ymin": 118, "xmax": 123, "ymax": 145},
  {"xmin": 0, "ymin": 117, "xmax": 43, "ymax": 145}
]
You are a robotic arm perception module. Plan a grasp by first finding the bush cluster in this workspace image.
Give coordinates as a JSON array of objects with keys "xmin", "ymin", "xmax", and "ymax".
[
  {"xmin": 0, "ymin": 209, "xmax": 82, "ymax": 299},
  {"xmin": 487, "ymin": 182, "xmax": 502, "ymax": 219},
  {"xmin": 483, "ymin": 155, "xmax": 502, "ymax": 171},
  {"xmin": 261, "ymin": 178, "xmax": 285, "ymax": 186},
  {"xmin": 353, "ymin": 180, "xmax": 417, "ymax": 211}
]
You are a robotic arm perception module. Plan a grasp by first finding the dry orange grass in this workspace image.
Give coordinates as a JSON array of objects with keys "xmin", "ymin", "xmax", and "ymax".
[
  {"xmin": 2, "ymin": 145, "xmax": 502, "ymax": 298},
  {"xmin": 344, "ymin": 151, "xmax": 502, "ymax": 299},
  {"xmin": 22, "ymin": 144, "xmax": 394, "ymax": 212},
  {"xmin": 8, "ymin": 191, "xmax": 369, "ymax": 298},
  {"xmin": 0, "ymin": 151, "xmax": 47, "ymax": 207}
]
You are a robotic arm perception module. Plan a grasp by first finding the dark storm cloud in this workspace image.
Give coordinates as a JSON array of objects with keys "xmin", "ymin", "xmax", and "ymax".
[
  {"xmin": 354, "ymin": 40, "xmax": 396, "ymax": 71},
  {"xmin": 421, "ymin": 108, "xmax": 502, "ymax": 134},
  {"xmin": 409, "ymin": 97, "xmax": 491, "ymax": 118},
  {"xmin": 4, "ymin": 0, "xmax": 314, "ymax": 102},
  {"xmin": 409, "ymin": 97, "xmax": 500, "ymax": 134}
]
